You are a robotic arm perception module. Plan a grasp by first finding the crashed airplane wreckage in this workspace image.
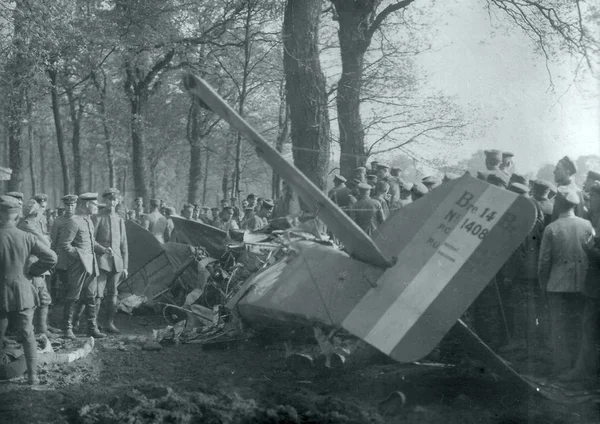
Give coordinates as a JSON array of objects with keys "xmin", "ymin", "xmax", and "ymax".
[{"xmin": 118, "ymin": 72, "xmax": 543, "ymax": 396}]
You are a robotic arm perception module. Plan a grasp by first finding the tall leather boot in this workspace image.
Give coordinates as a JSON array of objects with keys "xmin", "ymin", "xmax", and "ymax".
[
  {"xmin": 37, "ymin": 305, "xmax": 50, "ymax": 337},
  {"xmin": 86, "ymin": 300, "xmax": 106, "ymax": 339},
  {"xmin": 94, "ymin": 298, "xmax": 103, "ymax": 330},
  {"xmin": 63, "ymin": 301, "xmax": 77, "ymax": 340},
  {"xmin": 23, "ymin": 333, "xmax": 39, "ymax": 385},
  {"xmin": 72, "ymin": 301, "xmax": 85, "ymax": 331},
  {"xmin": 106, "ymin": 299, "xmax": 120, "ymax": 334}
]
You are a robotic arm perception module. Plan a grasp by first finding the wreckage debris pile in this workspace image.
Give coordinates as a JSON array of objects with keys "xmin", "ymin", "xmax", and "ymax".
[{"xmin": 72, "ymin": 384, "xmax": 378, "ymax": 424}]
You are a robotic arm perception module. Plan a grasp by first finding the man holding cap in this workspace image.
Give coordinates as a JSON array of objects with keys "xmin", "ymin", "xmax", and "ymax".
[
  {"xmin": 538, "ymin": 186, "xmax": 595, "ymax": 376},
  {"xmin": 93, "ymin": 188, "xmax": 128, "ymax": 333},
  {"xmin": 0, "ymin": 195, "xmax": 57, "ymax": 384},
  {"xmin": 58, "ymin": 193, "xmax": 105, "ymax": 339}
]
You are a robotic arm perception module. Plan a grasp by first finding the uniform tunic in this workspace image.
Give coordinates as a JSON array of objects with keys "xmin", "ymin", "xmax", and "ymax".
[
  {"xmin": 94, "ymin": 210, "xmax": 128, "ymax": 299},
  {"xmin": 348, "ymin": 196, "xmax": 384, "ymax": 235},
  {"xmin": 220, "ymin": 219, "xmax": 239, "ymax": 232},
  {"xmin": 0, "ymin": 221, "xmax": 57, "ymax": 312},
  {"xmin": 144, "ymin": 210, "xmax": 167, "ymax": 244},
  {"xmin": 328, "ymin": 185, "xmax": 354, "ymax": 209},
  {"xmin": 17, "ymin": 217, "xmax": 53, "ymax": 306}
]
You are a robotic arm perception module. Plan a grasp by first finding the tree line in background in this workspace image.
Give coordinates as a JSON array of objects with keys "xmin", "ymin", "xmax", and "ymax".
[{"xmin": 1, "ymin": 0, "xmax": 597, "ymax": 210}]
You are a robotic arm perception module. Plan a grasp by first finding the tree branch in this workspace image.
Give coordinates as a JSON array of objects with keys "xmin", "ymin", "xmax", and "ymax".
[{"xmin": 366, "ymin": 0, "xmax": 417, "ymax": 40}]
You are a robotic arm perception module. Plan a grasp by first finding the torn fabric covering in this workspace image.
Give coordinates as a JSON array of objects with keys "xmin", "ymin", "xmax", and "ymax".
[
  {"xmin": 118, "ymin": 243, "xmax": 210, "ymax": 307},
  {"xmin": 125, "ymin": 220, "xmax": 163, "ymax": 275},
  {"xmin": 170, "ymin": 217, "xmax": 227, "ymax": 258}
]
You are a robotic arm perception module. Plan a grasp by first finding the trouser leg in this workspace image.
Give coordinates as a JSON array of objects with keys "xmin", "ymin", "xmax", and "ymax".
[
  {"xmin": 17, "ymin": 308, "xmax": 38, "ymax": 384},
  {"xmin": 573, "ymin": 297, "xmax": 599, "ymax": 377},
  {"xmin": 62, "ymin": 301, "xmax": 77, "ymax": 339},
  {"xmin": 83, "ymin": 273, "xmax": 105, "ymax": 338},
  {"xmin": 105, "ymin": 271, "xmax": 121, "ymax": 333}
]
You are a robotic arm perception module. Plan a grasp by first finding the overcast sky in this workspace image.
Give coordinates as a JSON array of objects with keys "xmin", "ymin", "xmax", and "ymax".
[{"xmin": 403, "ymin": 0, "xmax": 599, "ymax": 174}]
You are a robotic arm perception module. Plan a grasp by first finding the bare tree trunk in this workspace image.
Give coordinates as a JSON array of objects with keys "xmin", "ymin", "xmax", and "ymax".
[
  {"xmin": 92, "ymin": 71, "xmax": 116, "ymax": 187},
  {"xmin": 221, "ymin": 134, "xmax": 233, "ymax": 201},
  {"xmin": 187, "ymin": 99, "xmax": 203, "ymax": 204},
  {"xmin": 272, "ymin": 79, "xmax": 289, "ymax": 199},
  {"xmin": 202, "ymin": 148, "xmax": 210, "ymax": 205},
  {"xmin": 39, "ymin": 137, "xmax": 46, "ymax": 194},
  {"xmin": 66, "ymin": 87, "xmax": 85, "ymax": 195},
  {"xmin": 48, "ymin": 68, "xmax": 70, "ymax": 194},
  {"xmin": 28, "ymin": 114, "xmax": 36, "ymax": 195},
  {"xmin": 283, "ymin": 0, "xmax": 331, "ymax": 191}
]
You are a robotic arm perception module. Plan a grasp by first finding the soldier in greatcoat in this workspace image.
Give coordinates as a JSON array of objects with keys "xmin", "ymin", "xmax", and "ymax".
[
  {"xmin": 58, "ymin": 193, "xmax": 105, "ymax": 339},
  {"xmin": 17, "ymin": 200, "xmax": 54, "ymax": 337},
  {"xmin": 93, "ymin": 188, "xmax": 128, "ymax": 334},
  {"xmin": 348, "ymin": 183, "xmax": 384, "ymax": 236},
  {"xmin": 0, "ymin": 195, "xmax": 57, "ymax": 384}
]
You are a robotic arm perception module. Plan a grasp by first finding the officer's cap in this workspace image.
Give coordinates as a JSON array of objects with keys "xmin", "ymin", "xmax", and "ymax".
[
  {"xmin": 589, "ymin": 181, "xmax": 600, "ymax": 195},
  {"xmin": 354, "ymin": 166, "xmax": 367, "ymax": 173},
  {"xmin": 0, "ymin": 195, "xmax": 21, "ymax": 212},
  {"xmin": 62, "ymin": 194, "xmax": 78, "ymax": 204},
  {"xmin": 508, "ymin": 182, "xmax": 530, "ymax": 195},
  {"xmin": 102, "ymin": 188, "xmax": 120, "ymax": 199},
  {"xmin": 211, "ymin": 207, "xmax": 219, "ymax": 211},
  {"xmin": 484, "ymin": 150, "xmax": 502, "ymax": 160},
  {"xmin": 183, "ymin": 203, "xmax": 193, "ymax": 210},
  {"xmin": 558, "ymin": 156, "xmax": 577, "ymax": 175},
  {"xmin": 261, "ymin": 199, "xmax": 274, "ymax": 209},
  {"xmin": 149, "ymin": 198, "xmax": 160, "ymax": 206},
  {"xmin": 6, "ymin": 191, "xmax": 24, "ymax": 200},
  {"xmin": 376, "ymin": 163, "xmax": 390, "ymax": 170},
  {"xmin": 246, "ymin": 193, "xmax": 256, "ymax": 200},
  {"xmin": 23, "ymin": 199, "xmax": 42, "ymax": 217},
  {"xmin": 557, "ymin": 186, "xmax": 580, "ymax": 205},
  {"xmin": 201, "ymin": 206, "xmax": 210, "ymax": 211},
  {"xmin": 33, "ymin": 193, "xmax": 48, "ymax": 203},
  {"xmin": 532, "ymin": 179, "xmax": 555, "ymax": 192},
  {"xmin": 502, "ymin": 151, "xmax": 515, "ymax": 158},
  {"xmin": 222, "ymin": 206, "xmax": 233, "ymax": 212},
  {"xmin": 367, "ymin": 175, "xmax": 378, "ymax": 182},
  {"xmin": 79, "ymin": 192, "xmax": 98, "ymax": 202},
  {"xmin": 166, "ymin": 206, "xmax": 176, "ymax": 215},
  {"xmin": 411, "ymin": 182, "xmax": 428, "ymax": 195},
  {"xmin": 376, "ymin": 181, "xmax": 390, "ymax": 192},
  {"xmin": 587, "ymin": 170, "xmax": 600, "ymax": 182},
  {"xmin": 390, "ymin": 166, "xmax": 401, "ymax": 173},
  {"xmin": 422, "ymin": 175, "xmax": 440, "ymax": 185},
  {"xmin": 509, "ymin": 173, "xmax": 528, "ymax": 186},
  {"xmin": 333, "ymin": 174, "xmax": 346, "ymax": 183}
]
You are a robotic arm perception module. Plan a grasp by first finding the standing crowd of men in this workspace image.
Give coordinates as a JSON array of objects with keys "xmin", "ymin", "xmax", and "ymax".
[
  {"xmin": 327, "ymin": 150, "xmax": 600, "ymax": 385},
  {"xmin": 2, "ymin": 149, "xmax": 600, "ymax": 386}
]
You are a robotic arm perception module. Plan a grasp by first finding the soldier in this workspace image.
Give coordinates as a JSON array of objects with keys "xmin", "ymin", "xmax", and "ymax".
[
  {"xmin": 352, "ymin": 167, "xmax": 367, "ymax": 187},
  {"xmin": 246, "ymin": 194, "xmax": 256, "ymax": 209},
  {"xmin": 372, "ymin": 181, "xmax": 390, "ymax": 221},
  {"xmin": 422, "ymin": 175, "xmax": 441, "ymax": 191},
  {"xmin": 367, "ymin": 161, "xmax": 379, "ymax": 177},
  {"xmin": 144, "ymin": 198, "xmax": 168, "ymax": 244},
  {"xmin": 199, "ymin": 206, "xmax": 210, "ymax": 222},
  {"xmin": 181, "ymin": 203, "xmax": 193, "ymax": 220},
  {"xmin": 93, "ymin": 188, "xmax": 128, "ymax": 334},
  {"xmin": 552, "ymin": 155, "xmax": 585, "ymax": 221},
  {"xmin": 366, "ymin": 174, "xmax": 378, "ymax": 189},
  {"xmin": 501, "ymin": 177, "xmax": 547, "ymax": 351},
  {"xmin": 328, "ymin": 175, "xmax": 354, "ymax": 210},
  {"xmin": 0, "ymin": 195, "xmax": 57, "ymax": 385},
  {"xmin": 240, "ymin": 206, "xmax": 257, "ymax": 231},
  {"xmin": 410, "ymin": 182, "xmax": 428, "ymax": 202},
  {"xmin": 17, "ymin": 200, "xmax": 54, "ymax": 337},
  {"xmin": 348, "ymin": 183, "xmax": 384, "ymax": 236},
  {"xmin": 562, "ymin": 181, "xmax": 600, "ymax": 383},
  {"xmin": 50, "ymin": 195, "xmax": 79, "ymax": 303},
  {"xmin": 191, "ymin": 204, "xmax": 200, "ymax": 221},
  {"xmin": 32, "ymin": 194, "xmax": 49, "ymax": 236},
  {"xmin": 254, "ymin": 198, "xmax": 263, "ymax": 213},
  {"xmin": 132, "ymin": 197, "xmax": 145, "ymax": 222},
  {"xmin": 582, "ymin": 170, "xmax": 600, "ymax": 218},
  {"xmin": 484, "ymin": 149, "xmax": 503, "ymax": 171},
  {"xmin": 376, "ymin": 163, "xmax": 390, "ymax": 182},
  {"xmin": 388, "ymin": 167, "xmax": 402, "ymax": 209},
  {"xmin": 538, "ymin": 186, "xmax": 594, "ymax": 376},
  {"xmin": 219, "ymin": 206, "xmax": 239, "ymax": 231},
  {"xmin": 126, "ymin": 210, "xmax": 136, "ymax": 221},
  {"xmin": 58, "ymin": 192, "xmax": 105, "ymax": 339},
  {"xmin": 398, "ymin": 182, "xmax": 413, "ymax": 208},
  {"xmin": 501, "ymin": 152, "xmax": 515, "ymax": 175},
  {"xmin": 531, "ymin": 180, "xmax": 555, "ymax": 228},
  {"xmin": 208, "ymin": 207, "xmax": 220, "ymax": 227}
]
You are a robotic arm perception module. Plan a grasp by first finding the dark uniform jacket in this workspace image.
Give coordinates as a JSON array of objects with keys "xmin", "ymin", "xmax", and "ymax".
[
  {"xmin": 93, "ymin": 210, "xmax": 128, "ymax": 273},
  {"xmin": 348, "ymin": 196, "xmax": 384, "ymax": 235},
  {"xmin": 0, "ymin": 221, "xmax": 57, "ymax": 312},
  {"xmin": 328, "ymin": 185, "xmax": 355, "ymax": 209},
  {"xmin": 50, "ymin": 215, "xmax": 71, "ymax": 270},
  {"xmin": 58, "ymin": 214, "xmax": 100, "ymax": 276}
]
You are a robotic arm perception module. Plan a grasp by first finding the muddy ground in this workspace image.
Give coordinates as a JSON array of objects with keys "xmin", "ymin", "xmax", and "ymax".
[{"xmin": 1, "ymin": 308, "xmax": 599, "ymax": 424}]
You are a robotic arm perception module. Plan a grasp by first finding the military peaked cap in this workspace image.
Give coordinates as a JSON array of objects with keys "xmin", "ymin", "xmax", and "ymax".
[
  {"xmin": 79, "ymin": 192, "xmax": 98, "ymax": 201},
  {"xmin": 502, "ymin": 152, "xmax": 515, "ymax": 158},
  {"xmin": 587, "ymin": 170, "xmax": 600, "ymax": 182},
  {"xmin": 532, "ymin": 179, "xmax": 555, "ymax": 192},
  {"xmin": 333, "ymin": 174, "xmax": 347, "ymax": 183},
  {"xmin": 33, "ymin": 193, "xmax": 48, "ymax": 202},
  {"xmin": 508, "ymin": 182, "xmax": 529, "ymax": 194},
  {"xmin": 0, "ymin": 195, "xmax": 21, "ymax": 212},
  {"xmin": 23, "ymin": 199, "xmax": 42, "ymax": 217},
  {"xmin": 149, "ymin": 198, "xmax": 160, "ymax": 206},
  {"xmin": 103, "ymin": 188, "xmax": 120, "ymax": 198},
  {"xmin": 422, "ymin": 175, "xmax": 441, "ymax": 185},
  {"xmin": 487, "ymin": 172, "xmax": 509, "ymax": 188},
  {"xmin": 411, "ymin": 182, "xmax": 428, "ymax": 195},
  {"xmin": 484, "ymin": 150, "xmax": 502, "ymax": 160},
  {"xmin": 589, "ymin": 181, "xmax": 600, "ymax": 195},
  {"xmin": 376, "ymin": 163, "xmax": 390, "ymax": 170},
  {"xmin": 509, "ymin": 173, "xmax": 528, "ymax": 186},
  {"xmin": 62, "ymin": 194, "xmax": 78, "ymax": 204},
  {"xmin": 6, "ymin": 191, "xmax": 24, "ymax": 200},
  {"xmin": 357, "ymin": 183, "xmax": 372, "ymax": 190},
  {"xmin": 262, "ymin": 199, "xmax": 275, "ymax": 209},
  {"xmin": 354, "ymin": 167, "xmax": 367, "ymax": 173}
]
